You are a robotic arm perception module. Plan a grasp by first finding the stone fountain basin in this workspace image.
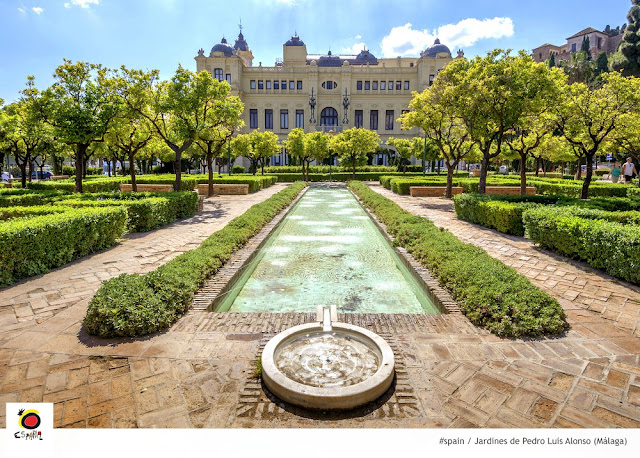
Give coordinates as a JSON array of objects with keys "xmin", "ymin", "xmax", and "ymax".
[{"xmin": 261, "ymin": 322, "xmax": 395, "ymax": 410}]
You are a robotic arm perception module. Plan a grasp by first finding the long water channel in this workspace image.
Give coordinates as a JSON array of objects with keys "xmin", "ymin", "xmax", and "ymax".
[{"xmin": 216, "ymin": 186, "xmax": 439, "ymax": 314}]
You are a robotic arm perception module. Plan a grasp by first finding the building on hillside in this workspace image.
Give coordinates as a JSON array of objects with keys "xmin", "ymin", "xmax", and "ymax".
[
  {"xmin": 195, "ymin": 30, "xmax": 457, "ymax": 167},
  {"xmin": 533, "ymin": 27, "xmax": 623, "ymax": 64}
]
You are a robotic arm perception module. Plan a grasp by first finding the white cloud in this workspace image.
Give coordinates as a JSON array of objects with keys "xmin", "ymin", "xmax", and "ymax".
[
  {"xmin": 64, "ymin": 0, "xmax": 100, "ymax": 8},
  {"xmin": 380, "ymin": 17, "xmax": 514, "ymax": 57},
  {"xmin": 32, "ymin": 7, "xmax": 44, "ymax": 14},
  {"xmin": 355, "ymin": 34, "xmax": 362, "ymax": 40},
  {"xmin": 275, "ymin": 0, "xmax": 297, "ymax": 4},
  {"xmin": 343, "ymin": 42, "xmax": 367, "ymax": 55},
  {"xmin": 17, "ymin": 7, "xmax": 26, "ymax": 13}
]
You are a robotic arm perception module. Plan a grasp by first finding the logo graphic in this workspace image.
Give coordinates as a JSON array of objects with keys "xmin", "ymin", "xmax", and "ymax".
[{"xmin": 18, "ymin": 409, "xmax": 41, "ymax": 430}]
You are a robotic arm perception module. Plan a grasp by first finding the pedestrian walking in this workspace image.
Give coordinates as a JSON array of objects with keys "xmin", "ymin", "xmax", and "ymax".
[
  {"xmin": 622, "ymin": 158, "xmax": 637, "ymax": 184},
  {"xmin": 611, "ymin": 161, "xmax": 622, "ymax": 183}
]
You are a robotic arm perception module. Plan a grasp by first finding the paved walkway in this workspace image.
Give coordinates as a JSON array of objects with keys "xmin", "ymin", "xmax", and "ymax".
[{"xmin": 0, "ymin": 182, "xmax": 638, "ymax": 429}]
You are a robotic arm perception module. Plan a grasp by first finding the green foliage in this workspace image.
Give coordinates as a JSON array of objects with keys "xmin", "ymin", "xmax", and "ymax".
[
  {"xmin": 454, "ymin": 194, "xmax": 542, "ymax": 236},
  {"xmin": 348, "ymin": 181, "xmax": 567, "ymax": 337},
  {"xmin": 57, "ymin": 192, "xmax": 198, "ymax": 232},
  {"xmin": 84, "ymin": 182, "xmax": 307, "ymax": 337},
  {"xmin": 523, "ymin": 207, "xmax": 640, "ymax": 284},
  {"xmin": 0, "ymin": 207, "xmax": 127, "ymax": 287},
  {"xmin": 532, "ymin": 180, "xmax": 629, "ymax": 198},
  {"xmin": 0, "ymin": 189, "xmax": 70, "ymax": 207},
  {"xmin": 62, "ymin": 165, "xmax": 103, "ymax": 176},
  {"xmin": 611, "ymin": 1, "xmax": 640, "ymax": 76},
  {"xmin": 190, "ymin": 174, "xmax": 277, "ymax": 193}
]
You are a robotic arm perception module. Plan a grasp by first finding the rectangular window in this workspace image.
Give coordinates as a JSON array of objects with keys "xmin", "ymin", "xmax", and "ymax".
[
  {"xmin": 372, "ymin": 81, "xmax": 378, "ymax": 90},
  {"xmin": 369, "ymin": 110, "xmax": 378, "ymax": 130},
  {"xmin": 289, "ymin": 81, "xmax": 295, "ymax": 90},
  {"xmin": 225, "ymin": 74, "xmax": 232, "ymax": 84},
  {"xmin": 250, "ymin": 109, "xmax": 258, "ymax": 129},
  {"xmin": 404, "ymin": 81, "xmax": 409, "ymax": 90},
  {"xmin": 364, "ymin": 81, "xmax": 370, "ymax": 90},
  {"xmin": 571, "ymin": 43, "xmax": 577, "ymax": 53},
  {"xmin": 297, "ymin": 81, "xmax": 303, "ymax": 90},
  {"xmin": 250, "ymin": 80, "xmax": 256, "ymax": 89},
  {"xmin": 388, "ymin": 81, "xmax": 393, "ymax": 90},
  {"xmin": 380, "ymin": 81, "xmax": 386, "ymax": 90},
  {"xmin": 280, "ymin": 110, "xmax": 289, "ymax": 129},
  {"xmin": 355, "ymin": 110, "xmax": 363, "ymax": 128},
  {"xmin": 258, "ymin": 80, "xmax": 264, "ymax": 90},
  {"xmin": 274, "ymin": 81, "xmax": 279, "ymax": 90},
  {"xmin": 385, "ymin": 110, "xmax": 394, "ymax": 130},
  {"xmin": 429, "ymin": 74, "xmax": 435, "ymax": 86},
  {"xmin": 296, "ymin": 109, "xmax": 304, "ymax": 128},
  {"xmin": 265, "ymin": 109, "xmax": 273, "ymax": 129},
  {"xmin": 356, "ymin": 81, "xmax": 363, "ymax": 90},
  {"xmin": 266, "ymin": 80, "xmax": 272, "ymax": 90},
  {"xmin": 281, "ymin": 80, "xmax": 287, "ymax": 89},
  {"xmin": 214, "ymin": 68, "xmax": 224, "ymax": 81},
  {"xmin": 396, "ymin": 81, "xmax": 402, "ymax": 90}
]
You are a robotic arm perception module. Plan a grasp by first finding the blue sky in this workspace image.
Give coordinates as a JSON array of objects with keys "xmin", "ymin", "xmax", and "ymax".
[{"xmin": 0, "ymin": 0, "xmax": 632, "ymax": 102}]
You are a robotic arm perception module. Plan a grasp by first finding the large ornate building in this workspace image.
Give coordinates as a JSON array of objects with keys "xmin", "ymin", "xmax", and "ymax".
[
  {"xmin": 533, "ymin": 27, "xmax": 623, "ymax": 64},
  {"xmin": 195, "ymin": 31, "xmax": 456, "ymax": 166}
]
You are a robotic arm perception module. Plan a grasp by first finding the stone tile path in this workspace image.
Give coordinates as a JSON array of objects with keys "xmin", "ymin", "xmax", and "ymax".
[{"xmin": 0, "ymin": 182, "xmax": 639, "ymax": 429}]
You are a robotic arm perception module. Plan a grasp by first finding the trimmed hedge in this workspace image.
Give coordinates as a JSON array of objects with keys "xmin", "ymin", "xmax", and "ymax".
[
  {"xmin": 84, "ymin": 182, "xmax": 307, "ymax": 337},
  {"xmin": 348, "ymin": 181, "xmax": 567, "ymax": 337},
  {"xmin": 523, "ymin": 207, "xmax": 640, "ymax": 284},
  {"xmin": 628, "ymin": 187, "xmax": 640, "ymax": 198},
  {"xmin": 58, "ymin": 192, "xmax": 199, "ymax": 232},
  {"xmin": 0, "ymin": 205, "xmax": 70, "ymax": 221},
  {"xmin": 0, "ymin": 207, "xmax": 127, "ymax": 287},
  {"xmin": 25, "ymin": 174, "xmax": 199, "ymax": 192},
  {"xmin": 531, "ymin": 180, "xmax": 629, "ymax": 198},
  {"xmin": 0, "ymin": 190, "xmax": 70, "ymax": 207},
  {"xmin": 454, "ymin": 194, "xmax": 542, "ymax": 236},
  {"xmin": 271, "ymin": 171, "xmax": 468, "ymax": 183},
  {"xmin": 191, "ymin": 175, "xmax": 278, "ymax": 193}
]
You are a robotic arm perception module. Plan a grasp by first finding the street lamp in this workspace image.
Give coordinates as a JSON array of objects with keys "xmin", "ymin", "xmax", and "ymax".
[
  {"xmin": 328, "ymin": 129, "xmax": 334, "ymax": 182},
  {"xmin": 228, "ymin": 140, "xmax": 232, "ymax": 176}
]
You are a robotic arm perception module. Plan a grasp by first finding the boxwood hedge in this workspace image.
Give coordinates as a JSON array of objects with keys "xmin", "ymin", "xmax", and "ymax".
[
  {"xmin": 348, "ymin": 181, "xmax": 567, "ymax": 337},
  {"xmin": 0, "ymin": 207, "xmax": 127, "ymax": 287},
  {"xmin": 523, "ymin": 207, "xmax": 640, "ymax": 284},
  {"xmin": 84, "ymin": 182, "xmax": 306, "ymax": 337}
]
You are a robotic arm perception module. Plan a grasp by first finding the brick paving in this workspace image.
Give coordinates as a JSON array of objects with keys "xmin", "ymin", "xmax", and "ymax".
[{"xmin": 0, "ymin": 182, "xmax": 639, "ymax": 429}]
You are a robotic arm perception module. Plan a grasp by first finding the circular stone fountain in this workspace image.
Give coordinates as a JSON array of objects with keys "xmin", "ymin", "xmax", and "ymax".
[{"xmin": 261, "ymin": 306, "xmax": 395, "ymax": 410}]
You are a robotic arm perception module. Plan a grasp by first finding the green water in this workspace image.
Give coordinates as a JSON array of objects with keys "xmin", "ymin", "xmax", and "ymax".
[{"xmin": 216, "ymin": 187, "xmax": 439, "ymax": 314}]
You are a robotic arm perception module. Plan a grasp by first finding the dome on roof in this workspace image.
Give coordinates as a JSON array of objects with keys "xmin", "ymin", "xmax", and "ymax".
[
  {"xmin": 423, "ymin": 38, "xmax": 451, "ymax": 58},
  {"xmin": 317, "ymin": 50, "xmax": 342, "ymax": 67},
  {"xmin": 210, "ymin": 37, "xmax": 234, "ymax": 57},
  {"xmin": 285, "ymin": 34, "xmax": 305, "ymax": 46},
  {"xmin": 234, "ymin": 32, "xmax": 248, "ymax": 51},
  {"xmin": 354, "ymin": 48, "xmax": 378, "ymax": 64}
]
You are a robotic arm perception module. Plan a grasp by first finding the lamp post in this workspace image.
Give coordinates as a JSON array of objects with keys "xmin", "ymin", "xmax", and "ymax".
[
  {"xmin": 228, "ymin": 141, "xmax": 232, "ymax": 176},
  {"xmin": 423, "ymin": 134, "xmax": 427, "ymax": 177},
  {"xmin": 328, "ymin": 129, "xmax": 334, "ymax": 183}
]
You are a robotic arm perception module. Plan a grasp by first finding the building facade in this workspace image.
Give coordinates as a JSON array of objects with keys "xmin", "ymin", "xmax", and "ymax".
[
  {"xmin": 533, "ymin": 27, "xmax": 623, "ymax": 64},
  {"xmin": 195, "ymin": 31, "xmax": 456, "ymax": 166}
]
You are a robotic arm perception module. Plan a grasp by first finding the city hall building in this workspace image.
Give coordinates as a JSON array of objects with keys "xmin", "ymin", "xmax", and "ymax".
[{"xmin": 195, "ymin": 31, "xmax": 456, "ymax": 166}]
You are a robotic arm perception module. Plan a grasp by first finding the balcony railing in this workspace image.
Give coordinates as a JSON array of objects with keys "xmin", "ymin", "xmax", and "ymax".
[{"xmin": 314, "ymin": 125, "xmax": 343, "ymax": 133}]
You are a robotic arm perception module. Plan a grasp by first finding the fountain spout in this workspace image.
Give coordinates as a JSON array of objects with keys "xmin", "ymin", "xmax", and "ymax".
[{"xmin": 317, "ymin": 304, "xmax": 338, "ymax": 332}]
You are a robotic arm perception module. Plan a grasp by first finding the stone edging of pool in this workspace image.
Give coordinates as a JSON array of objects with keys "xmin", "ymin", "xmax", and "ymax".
[
  {"xmin": 191, "ymin": 185, "xmax": 310, "ymax": 311},
  {"xmin": 192, "ymin": 182, "xmax": 461, "ymax": 316}
]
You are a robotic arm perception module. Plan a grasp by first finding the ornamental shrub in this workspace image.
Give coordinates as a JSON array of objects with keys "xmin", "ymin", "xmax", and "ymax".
[
  {"xmin": 348, "ymin": 181, "xmax": 567, "ymax": 337},
  {"xmin": 523, "ymin": 207, "xmax": 640, "ymax": 284},
  {"xmin": 84, "ymin": 182, "xmax": 307, "ymax": 337},
  {"xmin": 0, "ymin": 207, "xmax": 127, "ymax": 287}
]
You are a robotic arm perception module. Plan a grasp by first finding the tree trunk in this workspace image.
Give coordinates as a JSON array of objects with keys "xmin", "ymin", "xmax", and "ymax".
[
  {"xmin": 445, "ymin": 165, "xmax": 455, "ymax": 199},
  {"xmin": 520, "ymin": 151, "xmax": 528, "ymax": 196},
  {"xmin": 581, "ymin": 152, "xmax": 595, "ymax": 199},
  {"xmin": 75, "ymin": 145, "xmax": 86, "ymax": 193},
  {"xmin": 478, "ymin": 155, "xmax": 490, "ymax": 194},
  {"xmin": 20, "ymin": 163, "xmax": 27, "ymax": 188},
  {"xmin": 120, "ymin": 159, "xmax": 127, "ymax": 176},
  {"xmin": 174, "ymin": 150, "xmax": 182, "ymax": 191},
  {"xmin": 535, "ymin": 157, "xmax": 540, "ymax": 177},
  {"xmin": 107, "ymin": 160, "xmax": 111, "ymax": 177},
  {"xmin": 437, "ymin": 160, "xmax": 440, "ymax": 175},
  {"xmin": 352, "ymin": 156, "xmax": 356, "ymax": 180},
  {"xmin": 576, "ymin": 158, "xmax": 582, "ymax": 180},
  {"xmin": 207, "ymin": 153, "xmax": 214, "ymax": 197},
  {"xmin": 403, "ymin": 162, "xmax": 407, "ymax": 175},
  {"xmin": 128, "ymin": 150, "xmax": 137, "ymax": 192},
  {"xmin": 27, "ymin": 160, "xmax": 33, "ymax": 183}
]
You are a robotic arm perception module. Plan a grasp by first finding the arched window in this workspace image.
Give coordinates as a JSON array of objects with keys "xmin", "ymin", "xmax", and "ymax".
[
  {"xmin": 320, "ymin": 107, "xmax": 338, "ymax": 127},
  {"xmin": 214, "ymin": 68, "xmax": 224, "ymax": 81}
]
